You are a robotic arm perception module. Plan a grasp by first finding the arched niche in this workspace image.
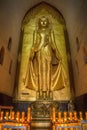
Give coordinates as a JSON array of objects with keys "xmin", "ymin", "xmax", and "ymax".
[
  {"xmin": 16, "ymin": 2, "xmax": 71, "ymax": 101},
  {"xmin": 0, "ymin": 46, "xmax": 5, "ymax": 65}
]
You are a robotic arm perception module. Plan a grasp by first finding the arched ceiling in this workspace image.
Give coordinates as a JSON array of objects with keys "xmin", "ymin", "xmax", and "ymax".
[
  {"xmin": 0, "ymin": 0, "xmax": 86, "ymax": 58},
  {"xmin": 0, "ymin": 0, "xmax": 84, "ymax": 25}
]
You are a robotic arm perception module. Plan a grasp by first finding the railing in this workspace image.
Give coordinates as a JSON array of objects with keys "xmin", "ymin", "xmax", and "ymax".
[
  {"xmin": 2, "ymin": 123, "xmax": 29, "ymax": 130},
  {"xmin": 55, "ymin": 124, "xmax": 82, "ymax": 130},
  {"xmin": 0, "ymin": 105, "xmax": 13, "ymax": 116}
]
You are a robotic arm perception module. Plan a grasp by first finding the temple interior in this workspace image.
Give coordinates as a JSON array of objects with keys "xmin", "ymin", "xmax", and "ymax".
[{"xmin": 0, "ymin": 0, "xmax": 87, "ymax": 129}]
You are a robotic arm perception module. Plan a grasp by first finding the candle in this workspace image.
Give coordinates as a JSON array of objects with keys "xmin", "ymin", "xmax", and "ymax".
[
  {"xmin": 69, "ymin": 112, "xmax": 73, "ymax": 121},
  {"xmin": 5, "ymin": 111, "xmax": 9, "ymax": 120},
  {"xmin": 27, "ymin": 107, "xmax": 31, "ymax": 122},
  {"xmin": 73, "ymin": 112, "xmax": 78, "ymax": 122},
  {"xmin": 85, "ymin": 112, "xmax": 87, "ymax": 120},
  {"xmin": 63, "ymin": 112, "xmax": 67, "ymax": 122},
  {"xmin": 0, "ymin": 111, "xmax": 4, "ymax": 120},
  {"xmin": 11, "ymin": 111, "xmax": 15, "ymax": 120},
  {"xmin": 21, "ymin": 112, "xmax": 25, "ymax": 122},
  {"xmin": 58, "ymin": 112, "xmax": 63, "ymax": 123},
  {"xmin": 52, "ymin": 107, "xmax": 56, "ymax": 123},
  {"xmin": 79, "ymin": 111, "xmax": 83, "ymax": 120},
  {"xmin": 16, "ymin": 112, "xmax": 20, "ymax": 122}
]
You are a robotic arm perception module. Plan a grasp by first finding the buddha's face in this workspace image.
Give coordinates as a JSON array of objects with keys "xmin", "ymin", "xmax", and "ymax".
[{"xmin": 38, "ymin": 16, "xmax": 49, "ymax": 29}]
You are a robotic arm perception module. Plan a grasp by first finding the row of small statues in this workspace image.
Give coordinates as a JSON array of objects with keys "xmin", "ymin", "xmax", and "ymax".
[
  {"xmin": 52, "ymin": 107, "xmax": 87, "ymax": 123},
  {"xmin": 0, "ymin": 107, "xmax": 31, "ymax": 123}
]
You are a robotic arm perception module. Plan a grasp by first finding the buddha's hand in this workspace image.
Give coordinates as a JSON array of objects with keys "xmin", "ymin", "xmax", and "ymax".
[{"xmin": 29, "ymin": 47, "xmax": 35, "ymax": 61}]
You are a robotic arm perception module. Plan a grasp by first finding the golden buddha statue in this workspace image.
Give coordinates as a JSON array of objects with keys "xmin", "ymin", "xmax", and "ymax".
[{"xmin": 25, "ymin": 16, "xmax": 67, "ymax": 99}]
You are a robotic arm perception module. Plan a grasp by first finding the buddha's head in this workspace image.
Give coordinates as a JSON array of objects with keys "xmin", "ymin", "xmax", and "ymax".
[{"xmin": 38, "ymin": 16, "xmax": 49, "ymax": 29}]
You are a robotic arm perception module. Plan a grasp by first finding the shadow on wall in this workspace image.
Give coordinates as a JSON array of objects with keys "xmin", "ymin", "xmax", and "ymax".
[
  {"xmin": 75, "ymin": 93, "xmax": 87, "ymax": 114},
  {"xmin": 0, "ymin": 93, "xmax": 13, "ymax": 106}
]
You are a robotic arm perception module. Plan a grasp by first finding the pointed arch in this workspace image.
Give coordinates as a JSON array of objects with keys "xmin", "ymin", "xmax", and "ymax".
[
  {"xmin": 22, "ymin": 2, "xmax": 65, "ymax": 25},
  {"xmin": 16, "ymin": 2, "xmax": 72, "ymax": 101}
]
